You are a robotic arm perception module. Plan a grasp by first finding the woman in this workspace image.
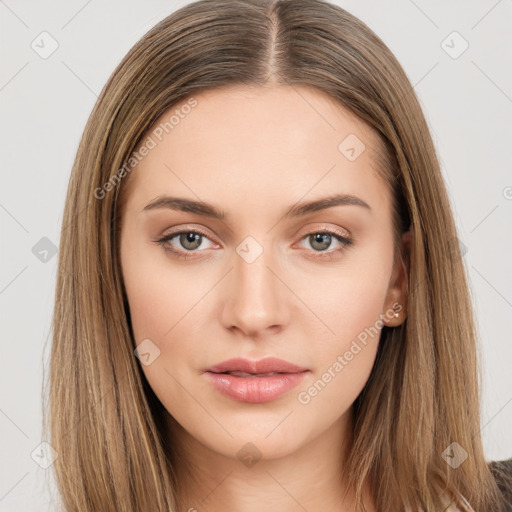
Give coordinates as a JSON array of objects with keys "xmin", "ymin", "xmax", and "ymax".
[{"xmin": 45, "ymin": 0, "xmax": 512, "ymax": 510}]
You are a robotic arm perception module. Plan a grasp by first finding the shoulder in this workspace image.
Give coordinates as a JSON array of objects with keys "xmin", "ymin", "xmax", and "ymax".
[{"xmin": 489, "ymin": 458, "xmax": 512, "ymax": 512}]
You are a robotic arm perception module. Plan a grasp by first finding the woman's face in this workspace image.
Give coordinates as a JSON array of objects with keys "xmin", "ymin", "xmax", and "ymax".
[{"xmin": 119, "ymin": 84, "xmax": 410, "ymax": 461}]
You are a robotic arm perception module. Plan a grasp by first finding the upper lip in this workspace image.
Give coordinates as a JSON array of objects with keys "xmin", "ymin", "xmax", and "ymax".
[{"xmin": 205, "ymin": 357, "xmax": 308, "ymax": 374}]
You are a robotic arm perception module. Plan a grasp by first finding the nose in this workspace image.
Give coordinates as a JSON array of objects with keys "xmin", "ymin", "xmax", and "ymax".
[{"xmin": 220, "ymin": 241, "xmax": 290, "ymax": 337}]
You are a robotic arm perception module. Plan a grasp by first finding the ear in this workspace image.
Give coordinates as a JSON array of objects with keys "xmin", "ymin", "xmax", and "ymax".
[{"xmin": 382, "ymin": 229, "xmax": 413, "ymax": 327}]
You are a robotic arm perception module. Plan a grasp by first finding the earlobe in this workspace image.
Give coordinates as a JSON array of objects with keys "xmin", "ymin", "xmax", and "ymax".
[{"xmin": 383, "ymin": 229, "xmax": 413, "ymax": 327}]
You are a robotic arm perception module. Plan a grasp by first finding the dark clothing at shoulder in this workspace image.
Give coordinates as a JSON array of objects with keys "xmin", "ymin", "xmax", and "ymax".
[{"xmin": 490, "ymin": 458, "xmax": 512, "ymax": 512}]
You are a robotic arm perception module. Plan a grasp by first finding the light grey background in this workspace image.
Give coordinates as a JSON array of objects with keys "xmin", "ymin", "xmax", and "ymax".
[{"xmin": 1, "ymin": 0, "xmax": 511, "ymax": 510}]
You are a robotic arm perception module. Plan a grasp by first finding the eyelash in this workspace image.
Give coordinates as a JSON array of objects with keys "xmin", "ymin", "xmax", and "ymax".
[{"xmin": 155, "ymin": 228, "xmax": 353, "ymax": 261}]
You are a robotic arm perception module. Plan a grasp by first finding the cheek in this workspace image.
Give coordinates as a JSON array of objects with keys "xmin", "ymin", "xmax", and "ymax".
[
  {"xmin": 296, "ymin": 254, "xmax": 392, "ymax": 352},
  {"xmin": 295, "ymin": 286, "xmax": 387, "ymax": 421},
  {"xmin": 120, "ymin": 238, "xmax": 219, "ymax": 410},
  {"xmin": 294, "ymin": 255, "xmax": 392, "ymax": 412},
  {"xmin": 120, "ymin": 231, "xmax": 210, "ymax": 344},
  {"xmin": 120, "ymin": 240, "xmax": 211, "ymax": 424}
]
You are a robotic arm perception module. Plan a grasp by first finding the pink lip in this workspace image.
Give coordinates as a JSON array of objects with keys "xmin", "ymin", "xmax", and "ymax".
[{"xmin": 203, "ymin": 357, "xmax": 309, "ymax": 403}]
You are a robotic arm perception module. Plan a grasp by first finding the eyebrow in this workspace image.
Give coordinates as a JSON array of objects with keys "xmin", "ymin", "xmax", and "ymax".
[{"xmin": 142, "ymin": 193, "xmax": 371, "ymax": 220}]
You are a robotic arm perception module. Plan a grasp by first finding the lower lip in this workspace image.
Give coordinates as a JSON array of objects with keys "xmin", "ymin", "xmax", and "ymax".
[{"xmin": 204, "ymin": 371, "xmax": 308, "ymax": 403}]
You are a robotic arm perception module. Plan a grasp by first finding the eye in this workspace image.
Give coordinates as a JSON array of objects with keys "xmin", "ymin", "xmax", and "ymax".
[
  {"xmin": 155, "ymin": 228, "xmax": 217, "ymax": 260},
  {"xmin": 298, "ymin": 228, "xmax": 353, "ymax": 260}
]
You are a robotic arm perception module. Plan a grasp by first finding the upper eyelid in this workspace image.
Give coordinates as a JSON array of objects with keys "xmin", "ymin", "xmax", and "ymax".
[
  {"xmin": 160, "ymin": 226, "xmax": 216, "ymax": 242},
  {"xmin": 160, "ymin": 223, "xmax": 350, "ymax": 236}
]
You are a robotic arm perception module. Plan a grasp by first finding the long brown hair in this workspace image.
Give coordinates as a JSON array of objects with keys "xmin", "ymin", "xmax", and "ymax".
[{"xmin": 44, "ymin": 0, "xmax": 509, "ymax": 510}]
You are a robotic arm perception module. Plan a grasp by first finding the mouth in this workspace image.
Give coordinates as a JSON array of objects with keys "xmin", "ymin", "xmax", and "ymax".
[{"xmin": 203, "ymin": 358, "xmax": 309, "ymax": 403}]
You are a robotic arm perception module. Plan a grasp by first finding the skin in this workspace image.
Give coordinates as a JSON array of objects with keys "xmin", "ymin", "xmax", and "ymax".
[{"xmin": 119, "ymin": 84, "xmax": 412, "ymax": 512}]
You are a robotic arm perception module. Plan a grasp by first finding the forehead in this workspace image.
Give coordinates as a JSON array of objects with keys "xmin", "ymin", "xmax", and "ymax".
[{"xmin": 122, "ymin": 84, "xmax": 390, "ymax": 216}]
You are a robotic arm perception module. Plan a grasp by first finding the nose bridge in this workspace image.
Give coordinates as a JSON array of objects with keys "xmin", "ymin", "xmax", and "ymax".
[{"xmin": 222, "ymin": 234, "xmax": 288, "ymax": 334}]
